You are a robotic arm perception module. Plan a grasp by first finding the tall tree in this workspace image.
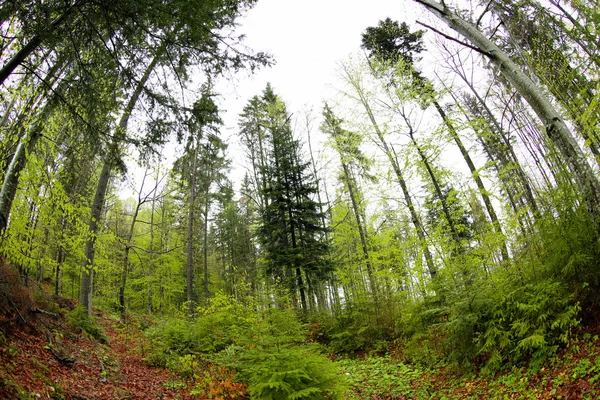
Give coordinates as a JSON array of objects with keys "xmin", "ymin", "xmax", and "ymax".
[
  {"xmin": 413, "ymin": 0, "xmax": 600, "ymax": 234},
  {"xmin": 361, "ymin": 18, "xmax": 508, "ymax": 261},
  {"xmin": 172, "ymin": 86, "xmax": 224, "ymax": 315},
  {"xmin": 321, "ymin": 103, "xmax": 379, "ymax": 295},
  {"xmin": 240, "ymin": 84, "xmax": 331, "ymax": 311}
]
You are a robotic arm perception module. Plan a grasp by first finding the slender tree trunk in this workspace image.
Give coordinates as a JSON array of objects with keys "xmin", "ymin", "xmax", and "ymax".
[
  {"xmin": 0, "ymin": 0, "xmax": 86, "ymax": 86},
  {"xmin": 187, "ymin": 138, "xmax": 199, "ymax": 316},
  {"xmin": 340, "ymin": 163, "xmax": 377, "ymax": 297},
  {"xmin": 415, "ymin": 0, "xmax": 600, "ymax": 232},
  {"xmin": 432, "ymin": 100, "xmax": 509, "ymax": 261},
  {"xmin": 80, "ymin": 160, "xmax": 110, "ymax": 314},
  {"xmin": 341, "ymin": 66, "xmax": 438, "ymax": 278},
  {"xmin": 406, "ymin": 125, "xmax": 462, "ymax": 248},
  {"xmin": 119, "ymin": 183, "xmax": 145, "ymax": 323},
  {"xmin": 79, "ymin": 52, "xmax": 160, "ymax": 314},
  {"xmin": 55, "ymin": 244, "xmax": 64, "ymax": 296},
  {"xmin": 0, "ymin": 102, "xmax": 54, "ymax": 231},
  {"xmin": 147, "ymin": 178, "xmax": 157, "ymax": 315},
  {"xmin": 454, "ymin": 79, "xmax": 540, "ymax": 216},
  {"xmin": 203, "ymin": 192, "xmax": 210, "ymax": 301}
]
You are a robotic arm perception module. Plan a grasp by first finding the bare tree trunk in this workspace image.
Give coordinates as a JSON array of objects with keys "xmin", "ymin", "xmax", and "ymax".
[
  {"xmin": 0, "ymin": 0, "xmax": 88, "ymax": 86},
  {"xmin": 432, "ymin": 100, "xmax": 509, "ymax": 261},
  {"xmin": 340, "ymin": 162, "xmax": 377, "ymax": 298},
  {"xmin": 0, "ymin": 102, "xmax": 54, "ymax": 231},
  {"xmin": 415, "ymin": 0, "xmax": 600, "ymax": 232},
  {"xmin": 187, "ymin": 137, "xmax": 199, "ymax": 316},
  {"xmin": 80, "ymin": 160, "xmax": 110, "ymax": 314},
  {"xmin": 339, "ymin": 65, "xmax": 438, "ymax": 278},
  {"xmin": 80, "ymin": 52, "xmax": 160, "ymax": 314},
  {"xmin": 203, "ymin": 191, "xmax": 210, "ymax": 301}
]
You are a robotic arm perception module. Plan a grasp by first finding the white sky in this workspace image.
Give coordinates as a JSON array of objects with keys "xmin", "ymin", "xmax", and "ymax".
[
  {"xmin": 123, "ymin": 0, "xmax": 436, "ymax": 197},
  {"xmin": 217, "ymin": 0, "xmax": 421, "ymax": 118},
  {"xmin": 210, "ymin": 0, "xmax": 425, "ymax": 186}
]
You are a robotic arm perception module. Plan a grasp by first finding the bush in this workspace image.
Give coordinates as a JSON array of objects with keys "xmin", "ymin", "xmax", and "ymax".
[
  {"xmin": 145, "ymin": 292, "xmax": 257, "ymax": 361},
  {"xmin": 66, "ymin": 306, "xmax": 107, "ymax": 343},
  {"xmin": 145, "ymin": 293, "xmax": 346, "ymax": 399},
  {"xmin": 242, "ymin": 345, "xmax": 347, "ymax": 400},
  {"xmin": 476, "ymin": 279, "xmax": 579, "ymax": 373}
]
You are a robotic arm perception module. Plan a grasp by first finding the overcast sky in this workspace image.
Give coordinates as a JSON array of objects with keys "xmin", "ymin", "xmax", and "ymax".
[
  {"xmin": 208, "ymin": 0, "xmax": 426, "ymax": 181},
  {"xmin": 123, "ymin": 0, "xmax": 430, "ymax": 195},
  {"xmin": 217, "ymin": 0, "xmax": 423, "ymax": 121}
]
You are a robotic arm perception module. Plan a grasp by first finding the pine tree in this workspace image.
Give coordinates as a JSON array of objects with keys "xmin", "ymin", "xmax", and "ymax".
[{"xmin": 240, "ymin": 84, "xmax": 331, "ymax": 311}]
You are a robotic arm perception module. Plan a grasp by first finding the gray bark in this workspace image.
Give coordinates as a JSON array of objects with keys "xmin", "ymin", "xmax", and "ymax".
[
  {"xmin": 79, "ymin": 52, "xmax": 160, "ymax": 314},
  {"xmin": 0, "ymin": 102, "xmax": 54, "ymax": 231},
  {"xmin": 432, "ymin": 100, "xmax": 509, "ymax": 261},
  {"xmin": 187, "ymin": 138, "xmax": 199, "ymax": 316},
  {"xmin": 415, "ymin": 0, "xmax": 600, "ymax": 231}
]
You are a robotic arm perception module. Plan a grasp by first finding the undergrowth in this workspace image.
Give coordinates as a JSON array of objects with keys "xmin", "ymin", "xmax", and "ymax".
[{"xmin": 145, "ymin": 291, "xmax": 347, "ymax": 399}]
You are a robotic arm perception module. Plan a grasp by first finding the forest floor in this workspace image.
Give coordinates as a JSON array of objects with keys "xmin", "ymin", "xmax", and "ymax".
[
  {"xmin": 1, "ymin": 286, "xmax": 600, "ymax": 399},
  {"xmin": 0, "ymin": 294, "xmax": 198, "ymax": 399}
]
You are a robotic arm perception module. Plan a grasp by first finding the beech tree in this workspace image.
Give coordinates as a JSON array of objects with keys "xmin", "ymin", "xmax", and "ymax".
[
  {"xmin": 413, "ymin": 0, "xmax": 600, "ymax": 234},
  {"xmin": 361, "ymin": 19, "xmax": 508, "ymax": 262}
]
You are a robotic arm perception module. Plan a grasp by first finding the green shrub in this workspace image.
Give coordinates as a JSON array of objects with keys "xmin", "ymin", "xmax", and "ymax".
[
  {"xmin": 167, "ymin": 354, "xmax": 201, "ymax": 379},
  {"xmin": 242, "ymin": 345, "xmax": 347, "ymax": 400},
  {"xmin": 476, "ymin": 279, "xmax": 580, "ymax": 373},
  {"xmin": 145, "ymin": 292, "xmax": 257, "ymax": 361},
  {"xmin": 66, "ymin": 306, "xmax": 107, "ymax": 343}
]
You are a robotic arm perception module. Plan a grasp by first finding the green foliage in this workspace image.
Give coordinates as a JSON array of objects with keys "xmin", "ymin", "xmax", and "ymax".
[
  {"xmin": 476, "ymin": 279, "xmax": 580, "ymax": 373},
  {"xmin": 146, "ymin": 297, "xmax": 255, "ymax": 360},
  {"xmin": 326, "ymin": 315, "xmax": 380, "ymax": 355},
  {"xmin": 242, "ymin": 346, "xmax": 346, "ymax": 400},
  {"xmin": 167, "ymin": 354, "xmax": 201, "ymax": 379},
  {"xmin": 145, "ymin": 292, "xmax": 345, "ymax": 399},
  {"xmin": 66, "ymin": 306, "xmax": 107, "ymax": 343}
]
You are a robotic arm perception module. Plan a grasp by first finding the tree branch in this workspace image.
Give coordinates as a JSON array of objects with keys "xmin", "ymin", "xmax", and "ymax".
[{"xmin": 416, "ymin": 21, "xmax": 493, "ymax": 57}]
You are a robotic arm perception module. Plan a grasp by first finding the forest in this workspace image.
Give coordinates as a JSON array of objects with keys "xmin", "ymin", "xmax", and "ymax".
[{"xmin": 1, "ymin": 0, "xmax": 600, "ymax": 399}]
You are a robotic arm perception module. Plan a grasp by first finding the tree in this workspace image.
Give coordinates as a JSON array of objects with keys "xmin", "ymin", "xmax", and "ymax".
[
  {"xmin": 336, "ymin": 60, "xmax": 437, "ymax": 278},
  {"xmin": 321, "ymin": 103, "xmax": 379, "ymax": 295},
  {"xmin": 413, "ymin": 0, "xmax": 600, "ymax": 234},
  {"xmin": 240, "ymin": 84, "xmax": 331, "ymax": 311},
  {"xmin": 172, "ymin": 86, "xmax": 224, "ymax": 315},
  {"xmin": 361, "ymin": 18, "xmax": 508, "ymax": 261}
]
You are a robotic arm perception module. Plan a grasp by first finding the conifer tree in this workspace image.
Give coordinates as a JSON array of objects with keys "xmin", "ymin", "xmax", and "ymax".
[{"xmin": 240, "ymin": 85, "xmax": 331, "ymax": 311}]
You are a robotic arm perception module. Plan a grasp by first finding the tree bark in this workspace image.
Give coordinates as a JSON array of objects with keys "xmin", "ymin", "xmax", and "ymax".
[
  {"xmin": 0, "ymin": 102, "xmax": 54, "ymax": 231},
  {"xmin": 80, "ymin": 160, "xmax": 110, "ymax": 315},
  {"xmin": 187, "ymin": 137, "xmax": 199, "ymax": 316},
  {"xmin": 79, "ymin": 51, "xmax": 160, "ymax": 314},
  {"xmin": 432, "ymin": 100, "xmax": 509, "ymax": 261},
  {"xmin": 414, "ymin": 0, "xmax": 600, "ymax": 232},
  {"xmin": 0, "ymin": 0, "xmax": 87, "ymax": 86}
]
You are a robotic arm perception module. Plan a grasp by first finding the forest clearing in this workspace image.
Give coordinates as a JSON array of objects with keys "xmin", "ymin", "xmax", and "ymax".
[{"xmin": 2, "ymin": 0, "xmax": 600, "ymax": 398}]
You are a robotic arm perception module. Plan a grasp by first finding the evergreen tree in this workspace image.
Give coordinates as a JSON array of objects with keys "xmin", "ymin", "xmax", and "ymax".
[{"xmin": 240, "ymin": 84, "xmax": 331, "ymax": 311}]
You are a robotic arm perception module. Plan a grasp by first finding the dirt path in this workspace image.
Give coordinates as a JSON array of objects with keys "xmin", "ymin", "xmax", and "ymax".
[{"xmin": 0, "ymin": 309, "xmax": 195, "ymax": 399}]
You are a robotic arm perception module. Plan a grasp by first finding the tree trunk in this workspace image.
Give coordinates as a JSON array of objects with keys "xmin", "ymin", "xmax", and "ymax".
[
  {"xmin": 203, "ymin": 192, "xmax": 210, "ymax": 301},
  {"xmin": 0, "ymin": 102, "xmax": 54, "ymax": 231},
  {"xmin": 432, "ymin": 100, "xmax": 509, "ymax": 261},
  {"xmin": 79, "ymin": 51, "xmax": 160, "ymax": 314},
  {"xmin": 80, "ymin": 160, "xmax": 110, "ymax": 314},
  {"xmin": 187, "ymin": 138, "xmax": 199, "ymax": 316},
  {"xmin": 415, "ymin": 0, "xmax": 600, "ymax": 232},
  {"xmin": 406, "ymin": 125, "xmax": 462, "ymax": 248},
  {"xmin": 0, "ymin": 0, "xmax": 86, "ymax": 86},
  {"xmin": 340, "ymin": 162, "xmax": 378, "ymax": 297},
  {"xmin": 341, "ymin": 66, "xmax": 438, "ymax": 278}
]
